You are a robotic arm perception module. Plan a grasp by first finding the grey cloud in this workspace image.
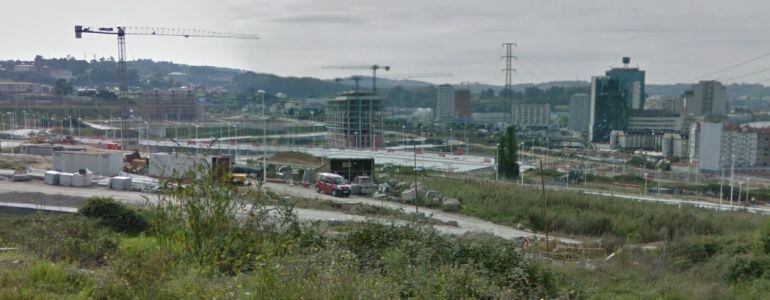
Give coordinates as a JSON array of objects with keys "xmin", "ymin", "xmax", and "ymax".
[{"xmin": 271, "ymin": 13, "xmax": 367, "ymax": 24}]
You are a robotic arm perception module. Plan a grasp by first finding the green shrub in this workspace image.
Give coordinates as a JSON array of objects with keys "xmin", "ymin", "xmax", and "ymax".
[
  {"xmin": 79, "ymin": 197, "xmax": 148, "ymax": 234},
  {"xmin": 152, "ymin": 168, "xmax": 279, "ymax": 274},
  {"xmin": 341, "ymin": 223, "xmax": 563, "ymax": 298},
  {"xmin": 726, "ymin": 255, "xmax": 770, "ymax": 283},
  {"xmin": 671, "ymin": 236, "xmax": 722, "ymax": 267}
]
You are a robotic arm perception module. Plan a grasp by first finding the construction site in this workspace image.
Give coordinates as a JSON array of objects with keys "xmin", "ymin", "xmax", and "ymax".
[{"xmin": 2, "ymin": 4, "xmax": 770, "ymax": 297}]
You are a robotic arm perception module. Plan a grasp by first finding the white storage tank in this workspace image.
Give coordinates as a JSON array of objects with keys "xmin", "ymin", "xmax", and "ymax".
[
  {"xmin": 44, "ymin": 171, "xmax": 60, "ymax": 185},
  {"xmin": 71, "ymin": 173, "xmax": 92, "ymax": 187},
  {"xmin": 110, "ymin": 176, "xmax": 132, "ymax": 191},
  {"xmin": 59, "ymin": 173, "xmax": 74, "ymax": 186}
]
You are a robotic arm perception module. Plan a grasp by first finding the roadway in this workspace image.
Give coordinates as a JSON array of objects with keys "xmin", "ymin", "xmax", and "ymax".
[{"xmin": 0, "ymin": 180, "xmax": 569, "ymax": 243}]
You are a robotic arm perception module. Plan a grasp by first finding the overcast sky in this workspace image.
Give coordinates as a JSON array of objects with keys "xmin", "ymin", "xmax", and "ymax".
[{"xmin": 2, "ymin": 0, "xmax": 770, "ymax": 85}]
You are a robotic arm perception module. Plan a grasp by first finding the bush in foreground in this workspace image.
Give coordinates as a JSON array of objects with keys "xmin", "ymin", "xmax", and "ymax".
[{"xmin": 79, "ymin": 197, "xmax": 148, "ymax": 234}]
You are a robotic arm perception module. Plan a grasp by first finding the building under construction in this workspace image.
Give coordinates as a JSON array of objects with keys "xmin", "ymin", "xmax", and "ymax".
[
  {"xmin": 140, "ymin": 88, "xmax": 198, "ymax": 121},
  {"xmin": 326, "ymin": 91, "xmax": 383, "ymax": 149}
]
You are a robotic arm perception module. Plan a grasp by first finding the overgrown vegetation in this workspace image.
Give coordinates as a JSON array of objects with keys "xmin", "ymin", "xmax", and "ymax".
[
  {"xmin": 421, "ymin": 176, "xmax": 766, "ymax": 243},
  {"xmin": 0, "ymin": 167, "xmax": 574, "ymax": 298},
  {"xmin": 3, "ymin": 170, "xmax": 770, "ymax": 298}
]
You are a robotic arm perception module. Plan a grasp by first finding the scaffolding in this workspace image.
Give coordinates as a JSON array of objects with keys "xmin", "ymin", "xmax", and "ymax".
[
  {"xmin": 140, "ymin": 89, "xmax": 198, "ymax": 121},
  {"xmin": 326, "ymin": 91, "xmax": 383, "ymax": 149}
]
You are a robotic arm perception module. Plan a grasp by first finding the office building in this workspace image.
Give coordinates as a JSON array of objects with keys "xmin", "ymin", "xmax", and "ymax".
[
  {"xmin": 683, "ymin": 81, "xmax": 727, "ymax": 117},
  {"xmin": 645, "ymin": 95, "xmax": 684, "ymax": 115},
  {"xmin": 511, "ymin": 104, "xmax": 550, "ymax": 127},
  {"xmin": 756, "ymin": 129, "xmax": 770, "ymax": 167},
  {"xmin": 454, "ymin": 88, "xmax": 471, "ymax": 118},
  {"xmin": 435, "ymin": 84, "xmax": 455, "ymax": 122},
  {"xmin": 628, "ymin": 110, "xmax": 684, "ymax": 133},
  {"xmin": 568, "ymin": 93, "xmax": 590, "ymax": 133},
  {"xmin": 326, "ymin": 92, "xmax": 383, "ymax": 149},
  {"xmin": 589, "ymin": 57, "xmax": 646, "ymax": 142},
  {"xmin": 140, "ymin": 88, "xmax": 198, "ymax": 121}
]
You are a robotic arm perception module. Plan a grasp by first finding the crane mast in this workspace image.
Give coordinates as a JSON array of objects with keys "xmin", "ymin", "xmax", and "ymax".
[
  {"xmin": 74, "ymin": 25, "xmax": 258, "ymax": 149},
  {"xmin": 322, "ymin": 64, "xmax": 390, "ymax": 92}
]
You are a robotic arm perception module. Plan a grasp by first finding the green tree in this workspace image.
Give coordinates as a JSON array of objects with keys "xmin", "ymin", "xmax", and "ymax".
[
  {"xmin": 54, "ymin": 79, "xmax": 73, "ymax": 95},
  {"xmin": 497, "ymin": 126, "xmax": 519, "ymax": 178}
]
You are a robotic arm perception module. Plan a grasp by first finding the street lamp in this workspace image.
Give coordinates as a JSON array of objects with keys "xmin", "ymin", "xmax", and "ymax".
[
  {"xmin": 495, "ymin": 143, "xmax": 500, "ymax": 182},
  {"xmin": 401, "ymin": 124, "xmax": 406, "ymax": 147},
  {"xmin": 449, "ymin": 128, "xmax": 453, "ymax": 154},
  {"xmin": 259, "ymin": 90, "xmax": 267, "ymax": 184},
  {"xmin": 194, "ymin": 124, "xmax": 199, "ymax": 156},
  {"xmin": 145, "ymin": 121, "xmax": 150, "ymax": 155},
  {"xmin": 719, "ymin": 156, "xmax": 725, "ymax": 206},
  {"xmin": 746, "ymin": 178, "xmax": 751, "ymax": 206},
  {"xmin": 730, "ymin": 155, "xmax": 735, "ymax": 206},
  {"xmin": 232, "ymin": 124, "xmax": 238, "ymax": 159}
]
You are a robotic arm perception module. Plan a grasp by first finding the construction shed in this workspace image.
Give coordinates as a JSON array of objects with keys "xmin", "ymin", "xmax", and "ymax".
[
  {"xmin": 329, "ymin": 158, "xmax": 375, "ymax": 181},
  {"xmin": 149, "ymin": 153, "xmax": 230, "ymax": 179},
  {"xmin": 53, "ymin": 151, "xmax": 124, "ymax": 177}
]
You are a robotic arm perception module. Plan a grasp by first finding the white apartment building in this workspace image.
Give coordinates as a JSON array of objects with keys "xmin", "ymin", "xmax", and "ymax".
[
  {"xmin": 511, "ymin": 104, "xmax": 550, "ymax": 127},
  {"xmin": 697, "ymin": 121, "xmax": 758, "ymax": 171}
]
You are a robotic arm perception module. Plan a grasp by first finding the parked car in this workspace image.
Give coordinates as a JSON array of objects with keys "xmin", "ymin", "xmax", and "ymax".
[{"xmin": 315, "ymin": 173, "xmax": 351, "ymax": 197}]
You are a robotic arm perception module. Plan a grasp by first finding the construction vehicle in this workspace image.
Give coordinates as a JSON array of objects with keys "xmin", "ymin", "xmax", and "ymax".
[{"xmin": 231, "ymin": 173, "xmax": 248, "ymax": 186}]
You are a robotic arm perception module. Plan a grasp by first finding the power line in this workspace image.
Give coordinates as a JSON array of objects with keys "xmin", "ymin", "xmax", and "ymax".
[
  {"xmin": 720, "ymin": 66, "xmax": 770, "ymax": 82},
  {"xmin": 517, "ymin": 60, "xmax": 543, "ymax": 83},
  {"xmin": 689, "ymin": 51, "xmax": 770, "ymax": 82}
]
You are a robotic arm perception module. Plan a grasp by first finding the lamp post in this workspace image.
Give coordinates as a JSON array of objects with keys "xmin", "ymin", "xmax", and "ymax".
[
  {"xmin": 145, "ymin": 121, "xmax": 149, "ymax": 155},
  {"xmin": 719, "ymin": 157, "xmax": 725, "ymax": 206},
  {"xmin": 401, "ymin": 124, "xmax": 406, "ymax": 147},
  {"xmin": 730, "ymin": 155, "xmax": 735, "ymax": 206},
  {"xmin": 449, "ymin": 128, "xmax": 453, "ymax": 154},
  {"xmin": 194, "ymin": 124, "xmax": 199, "ymax": 156},
  {"xmin": 746, "ymin": 178, "xmax": 751, "ymax": 206},
  {"xmin": 371, "ymin": 123, "xmax": 376, "ymax": 151},
  {"xmin": 233, "ymin": 124, "xmax": 238, "ymax": 159},
  {"xmin": 495, "ymin": 143, "xmax": 500, "ymax": 182},
  {"xmin": 77, "ymin": 117, "xmax": 82, "ymax": 138},
  {"xmin": 259, "ymin": 90, "xmax": 267, "ymax": 184}
]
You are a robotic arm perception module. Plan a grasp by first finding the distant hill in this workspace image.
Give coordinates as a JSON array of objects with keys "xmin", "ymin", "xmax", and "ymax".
[{"xmin": 3, "ymin": 56, "xmax": 770, "ymax": 105}]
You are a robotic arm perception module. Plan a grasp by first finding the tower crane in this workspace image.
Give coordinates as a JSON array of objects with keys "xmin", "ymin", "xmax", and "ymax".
[
  {"xmin": 322, "ymin": 64, "xmax": 390, "ymax": 92},
  {"xmin": 74, "ymin": 25, "xmax": 259, "ymax": 148}
]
